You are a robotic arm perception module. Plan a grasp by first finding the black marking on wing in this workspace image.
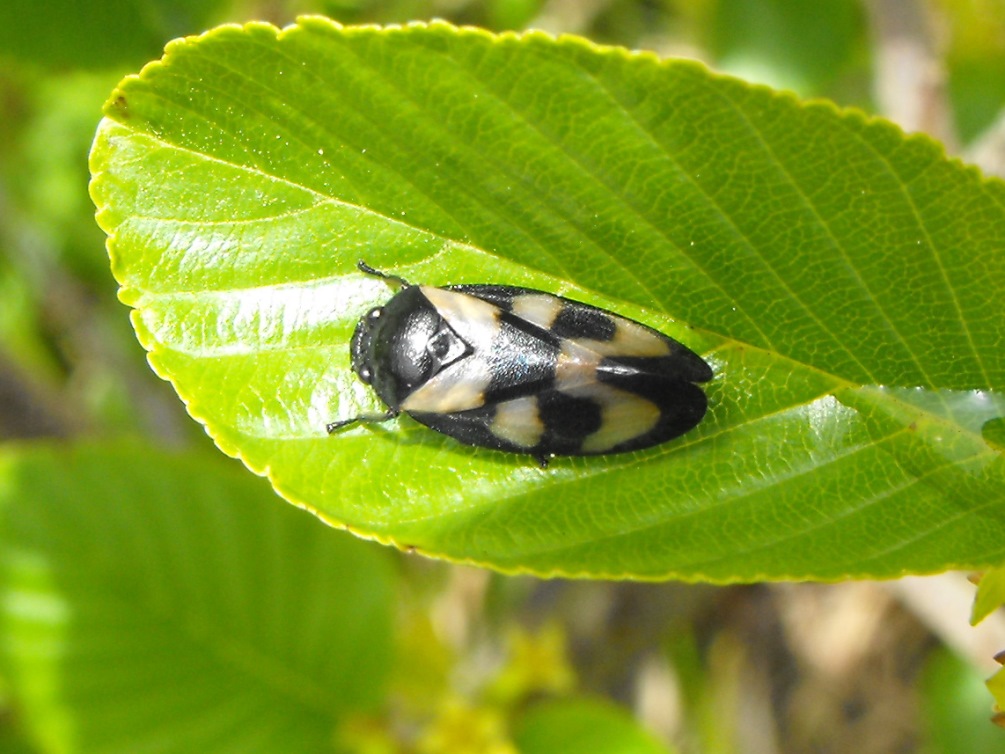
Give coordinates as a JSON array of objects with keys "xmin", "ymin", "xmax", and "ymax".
[
  {"xmin": 538, "ymin": 391, "xmax": 602, "ymax": 438},
  {"xmin": 551, "ymin": 305, "xmax": 616, "ymax": 341},
  {"xmin": 605, "ymin": 352, "xmax": 713, "ymax": 384}
]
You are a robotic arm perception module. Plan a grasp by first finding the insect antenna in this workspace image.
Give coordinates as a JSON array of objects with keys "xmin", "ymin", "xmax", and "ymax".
[{"xmin": 357, "ymin": 260, "xmax": 411, "ymax": 287}]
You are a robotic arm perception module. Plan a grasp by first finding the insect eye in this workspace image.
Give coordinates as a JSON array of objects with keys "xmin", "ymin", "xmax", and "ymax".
[{"xmin": 358, "ymin": 366, "xmax": 372, "ymax": 383}]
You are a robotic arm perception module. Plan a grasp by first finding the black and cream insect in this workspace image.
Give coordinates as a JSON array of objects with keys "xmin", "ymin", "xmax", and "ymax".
[{"xmin": 327, "ymin": 261, "xmax": 713, "ymax": 463}]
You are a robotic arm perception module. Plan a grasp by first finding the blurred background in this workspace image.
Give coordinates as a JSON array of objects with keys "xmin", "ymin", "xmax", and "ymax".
[{"xmin": 2, "ymin": 1, "xmax": 1005, "ymax": 752}]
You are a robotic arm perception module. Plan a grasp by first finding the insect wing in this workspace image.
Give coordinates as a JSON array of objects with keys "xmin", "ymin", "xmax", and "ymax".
[
  {"xmin": 410, "ymin": 364, "xmax": 707, "ymax": 456},
  {"xmin": 406, "ymin": 286, "xmax": 711, "ymax": 457},
  {"xmin": 450, "ymin": 284, "xmax": 712, "ymax": 383},
  {"xmin": 539, "ymin": 298, "xmax": 712, "ymax": 454}
]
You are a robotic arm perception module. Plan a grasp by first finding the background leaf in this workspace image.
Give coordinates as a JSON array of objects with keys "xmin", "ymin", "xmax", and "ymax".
[
  {"xmin": 0, "ymin": 442, "xmax": 396, "ymax": 753},
  {"xmin": 0, "ymin": 0, "xmax": 224, "ymax": 69},
  {"xmin": 515, "ymin": 697, "xmax": 673, "ymax": 754},
  {"xmin": 709, "ymin": 0, "xmax": 863, "ymax": 93},
  {"xmin": 89, "ymin": 18, "xmax": 1005, "ymax": 581}
]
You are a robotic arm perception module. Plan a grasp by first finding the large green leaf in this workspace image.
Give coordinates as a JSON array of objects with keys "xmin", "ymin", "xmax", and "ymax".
[
  {"xmin": 0, "ymin": 443, "xmax": 395, "ymax": 753},
  {"xmin": 89, "ymin": 18, "xmax": 1005, "ymax": 581}
]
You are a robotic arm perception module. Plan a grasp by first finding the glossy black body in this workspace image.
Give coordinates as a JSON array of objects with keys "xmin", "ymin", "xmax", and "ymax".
[{"xmin": 340, "ymin": 270, "xmax": 713, "ymax": 460}]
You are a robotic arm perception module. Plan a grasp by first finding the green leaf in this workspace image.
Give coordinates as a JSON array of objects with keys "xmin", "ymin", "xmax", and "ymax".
[
  {"xmin": 515, "ymin": 698, "xmax": 673, "ymax": 754},
  {"xmin": 972, "ymin": 565, "xmax": 1005, "ymax": 625},
  {"xmin": 0, "ymin": 442, "xmax": 396, "ymax": 753},
  {"xmin": 89, "ymin": 19, "xmax": 1005, "ymax": 581}
]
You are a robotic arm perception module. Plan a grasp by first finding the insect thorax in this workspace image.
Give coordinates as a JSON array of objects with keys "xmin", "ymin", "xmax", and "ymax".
[{"xmin": 350, "ymin": 286, "xmax": 471, "ymax": 410}]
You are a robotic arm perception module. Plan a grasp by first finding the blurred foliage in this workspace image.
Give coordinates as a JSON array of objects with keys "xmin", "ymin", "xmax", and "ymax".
[
  {"xmin": 974, "ymin": 567, "xmax": 1005, "ymax": 625},
  {"xmin": 708, "ymin": 0, "xmax": 865, "ymax": 94},
  {"xmin": 0, "ymin": 0, "xmax": 225, "ymax": 69},
  {"xmin": 0, "ymin": 443, "xmax": 397, "ymax": 752},
  {"xmin": 1, "ymin": 1, "xmax": 1004, "ymax": 752},
  {"xmin": 936, "ymin": 0, "xmax": 1005, "ymax": 142},
  {"xmin": 922, "ymin": 649, "xmax": 1005, "ymax": 754}
]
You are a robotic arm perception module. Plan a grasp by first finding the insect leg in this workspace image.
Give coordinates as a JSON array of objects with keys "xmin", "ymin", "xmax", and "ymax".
[{"xmin": 326, "ymin": 409, "xmax": 399, "ymax": 435}]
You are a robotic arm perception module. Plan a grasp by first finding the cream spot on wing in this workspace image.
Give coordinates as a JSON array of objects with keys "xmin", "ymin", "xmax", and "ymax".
[
  {"xmin": 420, "ymin": 286, "xmax": 501, "ymax": 343},
  {"xmin": 401, "ymin": 355, "xmax": 492, "ymax": 413},
  {"xmin": 611, "ymin": 319, "xmax": 672, "ymax": 356},
  {"xmin": 559, "ymin": 383, "xmax": 661, "ymax": 453},
  {"xmin": 490, "ymin": 396, "xmax": 544, "ymax": 448},
  {"xmin": 572, "ymin": 319, "xmax": 672, "ymax": 358},
  {"xmin": 511, "ymin": 294, "xmax": 562, "ymax": 330}
]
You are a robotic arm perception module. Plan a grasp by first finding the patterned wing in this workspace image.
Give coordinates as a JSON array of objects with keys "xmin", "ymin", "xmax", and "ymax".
[{"xmin": 405, "ymin": 286, "xmax": 711, "ymax": 457}]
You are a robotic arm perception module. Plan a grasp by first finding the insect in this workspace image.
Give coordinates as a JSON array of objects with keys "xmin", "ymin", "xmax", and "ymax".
[{"xmin": 327, "ymin": 261, "xmax": 713, "ymax": 465}]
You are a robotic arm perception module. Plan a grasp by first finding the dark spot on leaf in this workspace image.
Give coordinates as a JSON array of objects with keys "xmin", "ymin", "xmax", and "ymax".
[{"xmin": 108, "ymin": 92, "xmax": 129, "ymax": 119}]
